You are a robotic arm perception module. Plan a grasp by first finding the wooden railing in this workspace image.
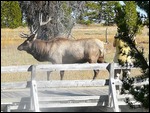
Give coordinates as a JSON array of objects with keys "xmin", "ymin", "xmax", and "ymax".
[
  {"xmin": 30, "ymin": 63, "xmax": 110, "ymax": 112},
  {"xmin": 1, "ymin": 63, "xmax": 148, "ymax": 112}
]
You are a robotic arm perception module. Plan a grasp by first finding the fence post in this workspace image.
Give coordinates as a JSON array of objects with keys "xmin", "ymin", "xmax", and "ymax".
[
  {"xmin": 30, "ymin": 65, "xmax": 34, "ymax": 110},
  {"xmin": 108, "ymin": 63, "xmax": 114, "ymax": 107},
  {"xmin": 105, "ymin": 27, "xmax": 108, "ymax": 43},
  {"xmin": 30, "ymin": 65, "xmax": 40, "ymax": 112},
  {"xmin": 108, "ymin": 63, "xmax": 120, "ymax": 112}
]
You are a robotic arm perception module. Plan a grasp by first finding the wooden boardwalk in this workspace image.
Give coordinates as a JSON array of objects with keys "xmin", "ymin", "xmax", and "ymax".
[
  {"xmin": 2, "ymin": 86, "xmax": 147, "ymax": 112},
  {"xmin": 1, "ymin": 86, "xmax": 108, "ymax": 98},
  {"xmin": 1, "ymin": 86, "xmax": 110, "ymax": 112}
]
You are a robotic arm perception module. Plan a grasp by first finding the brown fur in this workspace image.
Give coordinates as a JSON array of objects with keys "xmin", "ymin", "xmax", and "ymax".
[{"xmin": 18, "ymin": 36, "xmax": 105, "ymax": 80}]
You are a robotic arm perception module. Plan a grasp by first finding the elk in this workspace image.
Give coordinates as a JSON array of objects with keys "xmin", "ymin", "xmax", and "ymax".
[{"xmin": 17, "ymin": 14, "xmax": 105, "ymax": 80}]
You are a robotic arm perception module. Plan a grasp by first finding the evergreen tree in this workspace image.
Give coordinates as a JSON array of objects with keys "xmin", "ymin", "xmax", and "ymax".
[
  {"xmin": 78, "ymin": 1, "xmax": 116, "ymax": 25},
  {"xmin": 85, "ymin": 1, "xmax": 103, "ymax": 23},
  {"xmin": 135, "ymin": 1, "xmax": 149, "ymax": 27},
  {"xmin": 1, "ymin": 1, "xmax": 22, "ymax": 28},
  {"xmin": 114, "ymin": 1, "xmax": 149, "ymax": 109},
  {"xmin": 136, "ymin": 1, "xmax": 149, "ymax": 18},
  {"xmin": 103, "ymin": 1, "xmax": 116, "ymax": 26}
]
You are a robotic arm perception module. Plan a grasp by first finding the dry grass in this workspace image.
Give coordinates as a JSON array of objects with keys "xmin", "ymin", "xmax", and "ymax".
[{"xmin": 1, "ymin": 24, "xmax": 149, "ymax": 82}]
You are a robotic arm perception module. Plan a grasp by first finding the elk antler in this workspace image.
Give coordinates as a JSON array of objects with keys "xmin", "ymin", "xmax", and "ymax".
[
  {"xmin": 29, "ymin": 13, "xmax": 52, "ymax": 35},
  {"xmin": 32, "ymin": 26, "xmax": 38, "ymax": 34},
  {"xmin": 20, "ymin": 32, "xmax": 30, "ymax": 38},
  {"xmin": 19, "ymin": 13, "xmax": 51, "ymax": 39},
  {"xmin": 39, "ymin": 13, "xmax": 52, "ymax": 26}
]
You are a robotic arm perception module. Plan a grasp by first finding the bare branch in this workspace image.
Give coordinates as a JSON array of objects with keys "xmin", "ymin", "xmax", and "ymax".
[{"xmin": 20, "ymin": 1, "xmax": 85, "ymax": 39}]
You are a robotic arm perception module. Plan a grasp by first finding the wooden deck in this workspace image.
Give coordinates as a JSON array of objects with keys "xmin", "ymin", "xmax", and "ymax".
[
  {"xmin": 1, "ymin": 86, "xmax": 110, "ymax": 112},
  {"xmin": 2, "ymin": 86, "xmax": 108, "ymax": 98},
  {"xmin": 2, "ymin": 86, "xmax": 147, "ymax": 112}
]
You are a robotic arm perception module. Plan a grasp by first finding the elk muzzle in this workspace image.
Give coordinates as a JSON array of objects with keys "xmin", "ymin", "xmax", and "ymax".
[{"xmin": 17, "ymin": 45, "xmax": 23, "ymax": 51}]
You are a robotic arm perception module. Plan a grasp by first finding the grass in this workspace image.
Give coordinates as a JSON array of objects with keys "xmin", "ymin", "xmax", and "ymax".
[{"xmin": 1, "ymin": 24, "xmax": 149, "ymax": 82}]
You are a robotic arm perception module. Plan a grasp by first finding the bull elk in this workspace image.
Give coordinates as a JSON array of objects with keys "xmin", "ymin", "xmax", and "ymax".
[{"xmin": 17, "ymin": 13, "xmax": 105, "ymax": 80}]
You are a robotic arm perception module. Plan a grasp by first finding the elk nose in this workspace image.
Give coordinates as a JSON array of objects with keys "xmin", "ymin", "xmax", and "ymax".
[{"xmin": 17, "ymin": 45, "xmax": 22, "ymax": 51}]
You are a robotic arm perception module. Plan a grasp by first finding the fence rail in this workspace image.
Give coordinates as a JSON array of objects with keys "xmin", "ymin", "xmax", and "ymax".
[
  {"xmin": 1, "ymin": 63, "xmax": 139, "ymax": 73},
  {"xmin": 1, "ymin": 63, "xmax": 148, "ymax": 112},
  {"xmin": 1, "ymin": 65, "xmax": 31, "ymax": 73},
  {"xmin": 1, "ymin": 63, "xmax": 110, "ymax": 73}
]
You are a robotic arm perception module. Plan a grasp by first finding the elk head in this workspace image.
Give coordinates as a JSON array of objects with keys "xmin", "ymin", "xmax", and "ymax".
[
  {"xmin": 17, "ymin": 33, "xmax": 36, "ymax": 51},
  {"xmin": 17, "ymin": 13, "xmax": 51, "ymax": 52}
]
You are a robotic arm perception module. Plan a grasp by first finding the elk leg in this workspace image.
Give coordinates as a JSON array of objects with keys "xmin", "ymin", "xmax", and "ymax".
[
  {"xmin": 93, "ymin": 70, "xmax": 99, "ymax": 80},
  {"xmin": 60, "ymin": 71, "xmax": 64, "ymax": 80},
  {"xmin": 97, "ymin": 56, "xmax": 105, "ymax": 63},
  {"xmin": 88, "ymin": 58, "xmax": 99, "ymax": 80},
  {"xmin": 47, "ymin": 71, "xmax": 52, "ymax": 81},
  {"xmin": 92, "ymin": 56, "xmax": 106, "ymax": 80}
]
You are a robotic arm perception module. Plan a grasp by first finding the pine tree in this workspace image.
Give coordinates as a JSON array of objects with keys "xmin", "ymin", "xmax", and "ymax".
[
  {"xmin": 114, "ymin": 1, "xmax": 149, "ymax": 109},
  {"xmin": 135, "ymin": 1, "xmax": 149, "ymax": 27},
  {"xmin": 78, "ymin": 1, "xmax": 116, "ymax": 25},
  {"xmin": 1, "ymin": 1, "xmax": 22, "ymax": 28},
  {"xmin": 103, "ymin": 1, "xmax": 116, "ymax": 26}
]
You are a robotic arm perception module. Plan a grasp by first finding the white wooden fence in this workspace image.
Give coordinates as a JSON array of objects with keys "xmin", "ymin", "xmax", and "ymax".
[
  {"xmin": 1, "ymin": 63, "xmax": 148, "ymax": 112},
  {"xmin": 30, "ymin": 63, "xmax": 111, "ymax": 112}
]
